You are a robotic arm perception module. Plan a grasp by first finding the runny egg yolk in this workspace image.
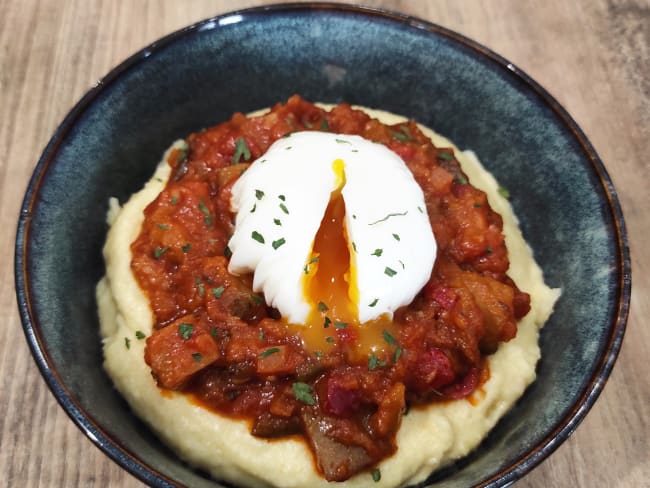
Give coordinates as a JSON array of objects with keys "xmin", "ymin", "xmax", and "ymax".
[{"xmin": 292, "ymin": 159, "xmax": 399, "ymax": 361}]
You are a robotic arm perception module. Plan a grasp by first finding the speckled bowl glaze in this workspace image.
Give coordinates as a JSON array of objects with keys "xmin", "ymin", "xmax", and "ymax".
[{"xmin": 15, "ymin": 3, "xmax": 630, "ymax": 487}]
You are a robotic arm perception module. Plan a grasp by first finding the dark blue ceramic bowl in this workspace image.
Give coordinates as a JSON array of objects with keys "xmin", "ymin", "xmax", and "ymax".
[{"xmin": 15, "ymin": 3, "xmax": 630, "ymax": 487}]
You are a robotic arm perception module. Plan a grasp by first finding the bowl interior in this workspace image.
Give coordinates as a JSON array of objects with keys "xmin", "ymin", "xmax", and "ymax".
[{"xmin": 17, "ymin": 4, "xmax": 628, "ymax": 487}]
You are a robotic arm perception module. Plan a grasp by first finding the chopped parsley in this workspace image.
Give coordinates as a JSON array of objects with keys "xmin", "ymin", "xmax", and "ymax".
[
  {"xmin": 392, "ymin": 233, "xmax": 400, "ymax": 241},
  {"xmin": 486, "ymin": 246, "xmax": 493, "ymax": 254},
  {"xmin": 255, "ymin": 189, "xmax": 265, "ymax": 200},
  {"xmin": 382, "ymin": 329, "xmax": 397, "ymax": 346},
  {"xmin": 279, "ymin": 202, "xmax": 289, "ymax": 214},
  {"xmin": 153, "ymin": 246, "xmax": 169, "ymax": 259},
  {"xmin": 455, "ymin": 174, "xmax": 468, "ymax": 185},
  {"xmin": 320, "ymin": 119, "xmax": 330, "ymax": 131},
  {"xmin": 473, "ymin": 202, "xmax": 482, "ymax": 208},
  {"xmin": 259, "ymin": 347, "xmax": 280, "ymax": 358},
  {"xmin": 198, "ymin": 199, "xmax": 210, "ymax": 216},
  {"xmin": 384, "ymin": 266, "xmax": 397, "ymax": 277},
  {"xmin": 368, "ymin": 353, "xmax": 387, "ymax": 370},
  {"xmin": 368, "ymin": 211, "xmax": 408, "ymax": 226},
  {"xmin": 292, "ymin": 382, "xmax": 316, "ymax": 405},
  {"xmin": 135, "ymin": 331, "xmax": 146, "ymax": 340},
  {"xmin": 211, "ymin": 286, "xmax": 225, "ymax": 298},
  {"xmin": 232, "ymin": 137, "xmax": 251, "ymax": 164},
  {"xmin": 271, "ymin": 238, "xmax": 286, "ymax": 250},
  {"xmin": 399, "ymin": 259, "xmax": 405, "ymax": 269},
  {"xmin": 325, "ymin": 336, "xmax": 335, "ymax": 344},
  {"xmin": 251, "ymin": 294, "xmax": 264, "ymax": 304},
  {"xmin": 371, "ymin": 248, "xmax": 383, "ymax": 257},
  {"xmin": 170, "ymin": 195, "xmax": 178, "ymax": 205},
  {"xmin": 437, "ymin": 151, "xmax": 453, "ymax": 161},
  {"xmin": 274, "ymin": 218, "xmax": 282, "ymax": 226},
  {"xmin": 210, "ymin": 328, "xmax": 219, "ymax": 339},
  {"xmin": 318, "ymin": 301, "xmax": 329, "ymax": 313},
  {"xmin": 391, "ymin": 129, "xmax": 409, "ymax": 142},
  {"xmin": 498, "ymin": 186, "xmax": 511, "ymax": 199},
  {"xmin": 323, "ymin": 317, "xmax": 332, "ymax": 328},
  {"xmin": 124, "ymin": 337, "xmax": 130, "ymax": 349},
  {"xmin": 250, "ymin": 203, "xmax": 257, "ymax": 213},
  {"xmin": 417, "ymin": 206, "xmax": 424, "ymax": 213},
  {"xmin": 224, "ymin": 245, "xmax": 232, "ymax": 258},
  {"xmin": 182, "ymin": 243, "xmax": 191, "ymax": 253},
  {"xmin": 192, "ymin": 353, "xmax": 202, "ymax": 362},
  {"xmin": 178, "ymin": 323, "xmax": 193, "ymax": 340},
  {"xmin": 352, "ymin": 241, "xmax": 357, "ymax": 253},
  {"xmin": 393, "ymin": 347, "xmax": 403, "ymax": 363},
  {"xmin": 156, "ymin": 223, "xmax": 169, "ymax": 230},
  {"xmin": 278, "ymin": 194, "xmax": 286, "ymax": 201},
  {"xmin": 369, "ymin": 298, "xmax": 379, "ymax": 307},
  {"xmin": 372, "ymin": 468, "xmax": 381, "ymax": 482},
  {"xmin": 335, "ymin": 138, "xmax": 350, "ymax": 144},
  {"xmin": 334, "ymin": 321, "xmax": 347, "ymax": 329},
  {"xmin": 195, "ymin": 277, "xmax": 205, "ymax": 297},
  {"xmin": 251, "ymin": 231, "xmax": 265, "ymax": 244}
]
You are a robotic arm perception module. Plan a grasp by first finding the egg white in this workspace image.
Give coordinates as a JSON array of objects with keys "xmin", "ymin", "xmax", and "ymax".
[{"xmin": 227, "ymin": 131, "xmax": 436, "ymax": 324}]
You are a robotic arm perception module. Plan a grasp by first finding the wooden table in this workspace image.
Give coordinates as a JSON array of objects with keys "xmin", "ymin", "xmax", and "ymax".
[{"xmin": 1, "ymin": 1, "xmax": 647, "ymax": 486}]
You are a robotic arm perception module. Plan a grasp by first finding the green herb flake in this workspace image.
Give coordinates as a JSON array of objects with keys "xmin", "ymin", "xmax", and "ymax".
[
  {"xmin": 498, "ymin": 186, "xmax": 511, "ymax": 199},
  {"xmin": 372, "ymin": 468, "xmax": 381, "ymax": 482},
  {"xmin": 210, "ymin": 328, "xmax": 219, "ymax": 339},
  {"xmin": 170, "ymin": 195, "xmax": 178, "ymax": 205},
  {"xmin": 259, "ymin": 347, "xmax": 280, "ymax": 358},
  {"xmin": 437, "ymin": 151, "xmax": 453, "ymax": 161},
  {"xmin": 334, "ymin": 321, "xmax": 347, "ymax": 329},
  {"xmin": 399, "ymin": 259, "xmax": 405, "ymax": 269},
  {"xmin": 325, "ymin": 336, "xmax": 335, "ymax": 344},
  {"xmin": 251, "ymin": 231, "xmax": 265, "ymax": 244},
  {"xmin": 274, "ymin": 218, "xmax": 282, "ymax": 226},
  {"xmin": 371, "ymin": 248, "xmax": 383, "ymax": 257},
  {"xmin": 314, "ymin": 350, "xmax": 323, "ymax": 358},
  {"xmin": 212, "ymin": 286, "xmax": 225, "ymax": 298},
  {"xmin": 393, "ymin": 347, "xmax": 403, "ymax": 363},
  {"xmin": 192, "ymin": 353, "xmax": 203, "ymax": 362},
  {"xmin": 417, "ymin": 206, "xmax": 424, "ymax": 213},
  {"xmin": 384, "ymin": 266, "xmax": 397, "ymax": 277},
  {"xmin": 156, "ymin": 223, "xmax": 169, "ymax": 230},
  {"xmin": 369, "ymin": 298, "xmax": 379, "ymax": 307},
  {"xmin": 320, "ymin": 119, "xmax": 330, "ymax": 131},
  {"xmin": 335, "ymin": 138, "xmax": 351, "ymax": 144},
  {"xmin": 224, "ymin": 246, "xmax": 232, "ymax": 258},
  {"xmin": 392, "ymin": 233, "xmax": 400, "ymax": 241},
  {"xmin": 251, "ymin": 294, "xmax": 264, "ymax": 304},
  {"xmin": 198, "ymin": 199, "xmax": 210, "ymax": 216},
  {"xmin": 181, "ymin": 243, "xmax": 191, "ymax": 253},
  {"xmin": 272, "ymin": 238, "xmax": 286, "ymax": 250},
  {"xmin": 153, "ymin": 246, "xmax": 169, "ymax": 259},
  {"xmin": 195, "ymin": 277, "xmax": 205, "ymax": 297},
  {"xmin": 323, "ymin": 316, "xmax": 332, "ymax": 328},
  {"xmin": 250, "ymin": 203, "xmax": 257, "ymax": 213},
  {"xmin": 318, "ymin": 301, "xmax": 329, "ymax": 313},
  {"xmin": 124, "ymin": 337, "xmax": 131, "ymax": 349},
  {"xmin": 368, "ymin": 211, "xmax": 408, "ymax": 226},
  {"xmin": 368, "ymin": 353, "xmax": 378, "ymax": 370},
  {"xmin": 391, "ymin": 130, "xmax": 409, "ymax": 142},
  {"xmin": 155, "ymin": 177, "xmax": 164, "ymax": 183},
  {"xmin": 352, "ymin": 242, "xmax": 358, "ymax": 253},
  {"xmin": 285, "ymin": 146, "xmax": 292, "ymax": 150},
  {"xmin": 455, "ymin": 174, "xmax": 468, "ymax": 185},
  {"xmin": 178, "ymin": 323, "xmax": 193, "ymax": 340},
  {"xmin": 473, "ymin": 202, "xmax": 482, "ymax": 208},
  {"xmin": 292, "ymin": 382, "xmax": 316, "ymax": 405},
  {"xmin": 232, "ymin": 137, "xmax": 251, "ymax": 164},
  {"xmin": 382, "ymin": 329, "xmax": 397, "ymax": 346},
  {"xmin": 279, "ymin": 202, "xmax": 289, "ymax": 215},
  {"xmin": 278, "ymin": 194, "xmax": 286, "ymax": 201},
  {"xmin": 486, "ymin": 246, "xmax": 493, "ymax": 254},
  {"xmin": 255, "ymin": 189, "xmax": 265, "ymax": 200},
  {"xmin": 135, "ymin": 331, "xmax": 146, "ymax": 340},
  {"xmin": 309, "ymin": 256, "xmax": 320, "ymax": 264}
]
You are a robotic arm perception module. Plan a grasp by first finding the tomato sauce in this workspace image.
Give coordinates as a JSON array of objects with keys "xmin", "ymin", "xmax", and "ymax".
[{"xmin": 131, "ymin": 96, "xmax": 530, "ymax": 481}]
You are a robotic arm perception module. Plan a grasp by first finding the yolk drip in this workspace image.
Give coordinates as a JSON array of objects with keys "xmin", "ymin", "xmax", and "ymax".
[{"xmin": 288, "ymin": 159, "xmax": 400, "ymax": 363}]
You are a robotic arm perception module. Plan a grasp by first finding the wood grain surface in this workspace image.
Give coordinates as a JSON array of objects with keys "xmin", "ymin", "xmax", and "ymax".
[{"xmin": 1, "ymin": 0, "xmax": 648, "ymax": 486}]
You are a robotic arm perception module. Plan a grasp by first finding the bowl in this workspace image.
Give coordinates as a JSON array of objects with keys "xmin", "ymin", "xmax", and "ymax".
[{"xmin": 15, "ymin": 3, "xmax": 630, "ymax": 487}]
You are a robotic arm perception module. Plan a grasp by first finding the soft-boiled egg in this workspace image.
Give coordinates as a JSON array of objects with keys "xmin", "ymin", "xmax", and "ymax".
[{"xmin": 227, "ymin": 131, "xmax": 436, "ymax": 353}]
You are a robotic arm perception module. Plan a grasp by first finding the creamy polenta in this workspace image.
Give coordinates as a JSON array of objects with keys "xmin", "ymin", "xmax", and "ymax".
[{"xmin": 97, "ymin": 107, "xmax": 559, "ymax": 487}]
